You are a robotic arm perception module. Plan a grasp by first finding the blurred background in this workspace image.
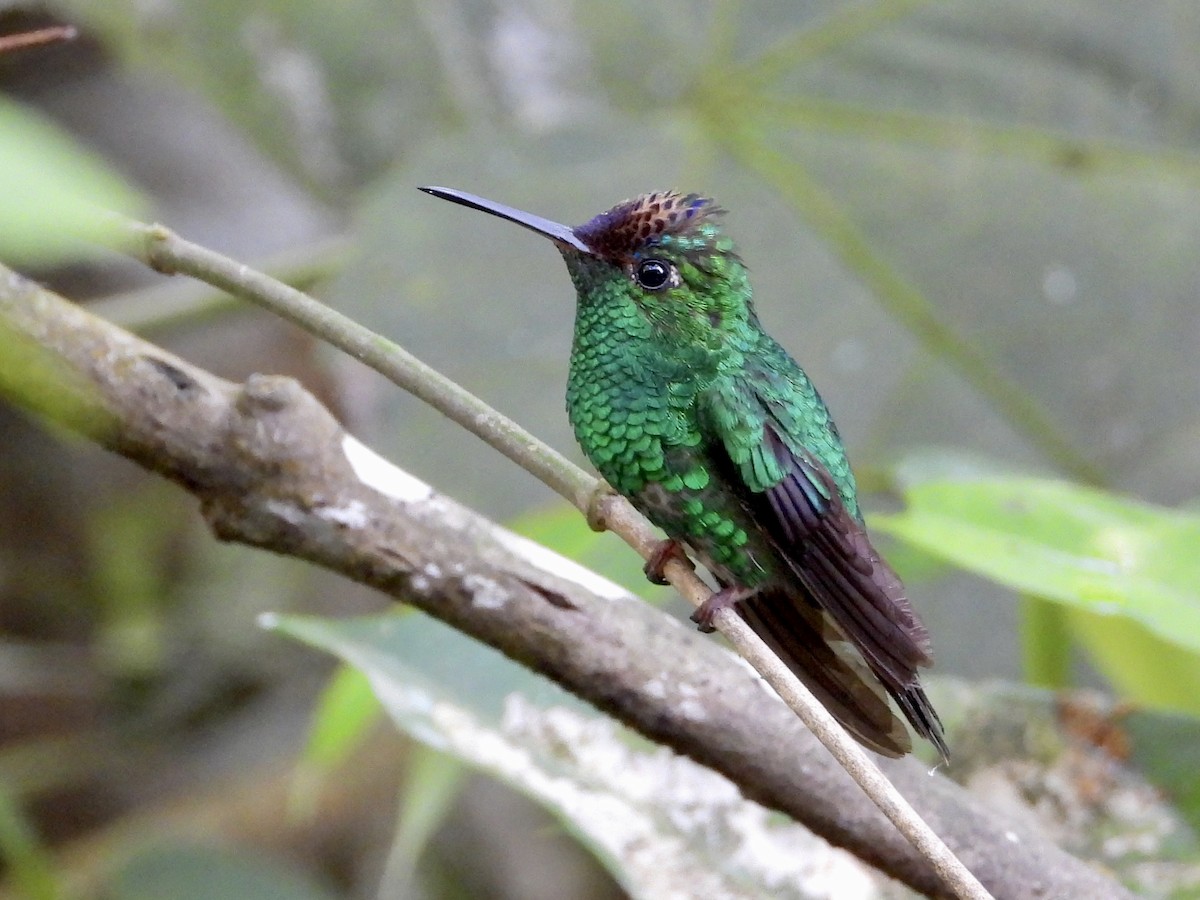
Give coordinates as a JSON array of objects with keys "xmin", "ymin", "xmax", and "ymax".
[{"xmin": 2, "ymin": 1, "xmax": 1200, "ymax": 897}]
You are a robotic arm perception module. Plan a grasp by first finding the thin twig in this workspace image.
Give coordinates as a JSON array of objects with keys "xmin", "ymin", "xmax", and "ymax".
[
  {"xmin": 0, "ymin": 25, "xmax": 77, "ymax": 54},
  {"xmin": 90, "ymin": 234, "xmax": 351, "ymax": 335},
  {"xmin": 130, "ymin": 220, "xmax": 991, "ymax": 899}
]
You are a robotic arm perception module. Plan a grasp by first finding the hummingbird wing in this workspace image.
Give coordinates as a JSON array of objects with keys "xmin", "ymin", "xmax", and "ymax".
[
  {"xmin": 751, "ymin": 440, "xmax": 948, "ymax": 759},
  {"xmin": 756, "ymin": 425, "xmax": 934, "ymax": 683},
  {"xmin": 703, "ymin": 373, "xmax": 947, "ymax": 759}
]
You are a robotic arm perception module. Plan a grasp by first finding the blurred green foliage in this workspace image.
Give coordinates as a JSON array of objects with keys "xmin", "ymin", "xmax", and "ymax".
[
  {"xmin": 5, "ymin": 0, "xmax": 1200, "ymax": 896},
  {"xmin": 0, "ymin": 97, "xmax": 143, "ymax": 263},
  {"xmin": 874, "ymin": 476, "xmax": 1200, "ymax": 715},
  {"xmin": 0, "ymin": 786, "xmax": 58, "ymax": 900}
]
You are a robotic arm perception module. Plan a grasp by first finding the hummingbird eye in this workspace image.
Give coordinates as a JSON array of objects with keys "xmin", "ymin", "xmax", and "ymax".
[{"xmin": 634, "ymin": 258, "xmax": 676, "ymax": 292}]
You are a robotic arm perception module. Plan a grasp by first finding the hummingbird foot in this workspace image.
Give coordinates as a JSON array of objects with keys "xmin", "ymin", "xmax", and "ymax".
[
  {"xmin": 643, "ymin": 538, "xmax": 692, "ymax": 585},
  {"xmin": 691, "ymin": 586, "xmax": 756, "ymax": 633}
]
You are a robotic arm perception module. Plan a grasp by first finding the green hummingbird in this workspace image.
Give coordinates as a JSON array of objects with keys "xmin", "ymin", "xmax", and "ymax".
[{"xmin": 420, "ymin": 186, "xmax": 947, "ymax": 762}]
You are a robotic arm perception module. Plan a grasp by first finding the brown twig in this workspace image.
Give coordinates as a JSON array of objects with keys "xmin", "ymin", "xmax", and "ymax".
[{"xmin": 0, "ymin": 25, "xmax": 77, "ymax": 54}]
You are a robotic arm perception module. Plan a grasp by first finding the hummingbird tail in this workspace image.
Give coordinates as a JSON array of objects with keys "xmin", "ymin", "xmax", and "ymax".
[
  {"xmin": 889, "ymin": 681, "xmax": 950, "ymax": 766},
  {"xmin": 737, "ymin": 588, "xmax": 915, "ymax": 758}
]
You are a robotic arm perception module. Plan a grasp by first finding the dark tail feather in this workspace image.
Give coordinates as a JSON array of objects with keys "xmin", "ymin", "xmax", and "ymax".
[
  {"xmin": 738, "ymin": 588, "xmax": 913, "ymax": 758},
  {"xmin": 889, "ymin": 681, "xmax": 949, "ymax": 766}
]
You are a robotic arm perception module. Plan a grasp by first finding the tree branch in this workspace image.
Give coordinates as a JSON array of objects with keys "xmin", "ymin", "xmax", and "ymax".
[{"xmin": 0, "ymin": 261, "xmax": 1130, "ymax": 899}]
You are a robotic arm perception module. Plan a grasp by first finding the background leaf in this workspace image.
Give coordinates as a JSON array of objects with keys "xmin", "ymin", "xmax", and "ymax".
[
  {"xmin": 0, "ymin": 98, "xmax": 144, "ymax": 264},
  {"xmin": 875, "ymin": 476, "xmax": 1200, "ymax": 714},
  {"xmin": 266, "ymin": 611, "xmax": 880, "ymax": 900}
]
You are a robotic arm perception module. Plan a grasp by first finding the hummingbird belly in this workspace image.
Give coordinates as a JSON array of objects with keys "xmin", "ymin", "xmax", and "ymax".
[{"xmin": 626, "ymin": 460, "xmax": 778, "ymax": 592}]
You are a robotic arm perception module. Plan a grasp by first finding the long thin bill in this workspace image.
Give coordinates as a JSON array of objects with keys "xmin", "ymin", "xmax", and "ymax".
[{"xmin": 419, "ymin": 186, "xmax": 592, "ymax": 254}]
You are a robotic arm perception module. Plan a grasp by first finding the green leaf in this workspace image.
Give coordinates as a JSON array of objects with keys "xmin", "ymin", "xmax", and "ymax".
[
  {"xmin": 1067, "ymin": 609, "xmax": 1200, "ymax": 714},
  {"xmin": 875, "ymin": 477, "xmax": 1200, "ymax": 714},
  {"xmin": 0, "ymin": 98, "xmax": 144, "ymax": 264},
  {"xmin": 1019, "ymin": 595, "xmax": 1072, "ymax": 690},
  {"xmin": 264, "ymin": 611, "xmax": 876, "ymax": 898},
  {"xmin": 376, "ymin": 745, "xmax": 466, "ymax": 897},
  {"xmin": 289, "ymin": 663, "xmax": 383, "ymax": 820},
  {"xmin": 298, "ymin": 663, "xmax": 382, "ymax": 771}
]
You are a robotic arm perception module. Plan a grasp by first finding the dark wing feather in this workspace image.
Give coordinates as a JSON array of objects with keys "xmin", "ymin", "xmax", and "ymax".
[
  {"xmin": 760, "ymin": 426, "xmax": 933, "ymax": 688},
  {"xmin": 704, "ymin": 387, "xmax": 947, "ymax": 760},
  {"xmin": 758, "ymin": 425, "xmax": 947, "ymax": 760}
]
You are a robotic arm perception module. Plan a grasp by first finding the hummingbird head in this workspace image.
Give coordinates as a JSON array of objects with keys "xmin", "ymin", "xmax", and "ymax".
[{"xmin": 420, "ymin": 187, "xmax": 755, "ymax": 355}]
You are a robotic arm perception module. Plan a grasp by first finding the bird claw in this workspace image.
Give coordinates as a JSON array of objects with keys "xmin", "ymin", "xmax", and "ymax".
[
  {"xmin": 643, "ymin": 538, "xmax": 690, "ymax": 585},
  {"xmin": 691, "ymin": 586, "xmax": 753, "ymax": 633}
]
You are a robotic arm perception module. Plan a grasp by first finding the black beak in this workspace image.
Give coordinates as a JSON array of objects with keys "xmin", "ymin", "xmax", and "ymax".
[{"xmin": 419, "ymin": 186, "xmax": 592, "ymax": 254}]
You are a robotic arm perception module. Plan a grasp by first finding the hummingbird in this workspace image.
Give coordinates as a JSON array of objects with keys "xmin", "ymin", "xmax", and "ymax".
[{"xmin": 420, "ymin": 186, "xmax": 947, "ymax": 762}]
